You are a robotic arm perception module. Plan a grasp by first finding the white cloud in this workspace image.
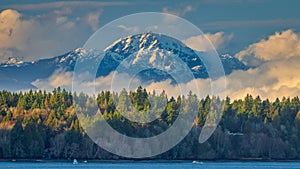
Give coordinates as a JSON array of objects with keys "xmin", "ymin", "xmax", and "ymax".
[
  {"xmin": 223, "ymin": 57, "xmax": 300, "ymax": 100},
  {"xmin": 236, "ymin": 29, "xmax": 300, "ymax": 66},
  {"xmin": 32, "ymin": 69, "xmax": 73, "ymax": 90},
  {"xmin": 5, "ymin": 1, "xmax": 130, "ymax": 10},
  {"xmin": 53, "ymin": 7, "xmax": 72, "ymax": 15},
  {"xmin": 0, "ymin": 9, "xmax": 102, "ymax": 62},
  {"xmin": 0, "ymin": 9, "xmax": 35, "ymax": 62},
  {"xmin": 202, "ymin": 19, "xmax": 300, "ymax": 31},
  {"xmin": 162, "ymin": 5, "xmax": 193, "ymax": 22},
  {"xmin": 56, "ymin": 16, "xmax": 68, "ymax": 24},
  {"xmin": 31, "ymin": 55, "xmax": 300, "ymax": 101},
  {"xmin": 218, "ymin": 30, "xmax": 300, "ymax": 100},
  {"xmin": 162, "ymin": 5, "xmax": 193, "ymax": 17},
  {"xmin": 184, "ymin": 32, "xmax": 234, "ymax": 52},
  {"xmin": 144, "ymin": 79, "xmax": 181, "ymax": 97},
  {"xmin": 32, "ymin": 70, "xmax": 142, "ymax": 94},
  {"xmin": 144, "ymin": 30, "xmax": 300, "ymax": 101},
  {"xmin": 142, "ymin": 56, "xmax": 300, "ymax": 101},
  {"xmin": 86, "ymin": 11, "xmax": 102, "ymax": 31},
  {"xmin": 117, "ymin": 25, "xmax": 140, "ymax": 34},
  {"xmin": 28, "ymin": 27, "xmax": 300, "ymax": 101}
]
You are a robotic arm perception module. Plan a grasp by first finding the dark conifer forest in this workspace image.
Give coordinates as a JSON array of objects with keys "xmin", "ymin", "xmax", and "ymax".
[{"xmin": 1, "ymin": 87, "xmax": 300, "ymax": 160}]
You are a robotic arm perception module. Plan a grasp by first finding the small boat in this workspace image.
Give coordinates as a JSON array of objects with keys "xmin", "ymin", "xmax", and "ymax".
[
  {"xmin": 83, "ymin": 160, "xmax": 88, "ymax": 163},
  {"xmin": 73, "ymin": 159, "xmax": 78, "ymax": 165},
  {"xmin": 192, "ymin": 161, "xmax": 203, "ymax": 164}
]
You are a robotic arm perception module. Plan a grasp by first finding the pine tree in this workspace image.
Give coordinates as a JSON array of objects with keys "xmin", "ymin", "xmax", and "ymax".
[{"xmin": 10, "ymin": 120, "xmax": 25, "ymax": 158}]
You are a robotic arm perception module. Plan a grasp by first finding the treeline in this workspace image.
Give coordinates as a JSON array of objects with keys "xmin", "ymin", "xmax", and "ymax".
[{"xmin": 0, "ymin": 87, "xmax": 300, "ymax": 160}]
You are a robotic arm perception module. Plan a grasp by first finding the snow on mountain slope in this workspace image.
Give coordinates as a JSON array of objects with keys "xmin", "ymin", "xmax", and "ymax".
[
  {"xmin": 1, "ymin": 57, "xmax": 29, "ymax": 67},
  {"xmin": 0, "ymin": 33, "xmax": 248, "ymax": 91}
]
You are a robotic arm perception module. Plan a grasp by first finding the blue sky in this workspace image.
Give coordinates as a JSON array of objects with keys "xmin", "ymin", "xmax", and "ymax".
[
  {"xmin": 1, "ymin": 0, "xmax": 300, "ymax": 99},
  {"xmin": 0, "ymin": 0, "xmax": 299, "ymax": 59}
]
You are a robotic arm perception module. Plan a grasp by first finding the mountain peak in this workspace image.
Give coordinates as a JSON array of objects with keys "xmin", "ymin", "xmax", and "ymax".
[
  {"xmin": 7, "ymin": 57, "xmax": 23, "ymax": 64},
  {"xmin": 57, "ymin": 48, "xmax": 87, "ymax": 64},
  {"xmin": 0, "ymin": 33, "xmax": 248, "ymax": 91},
  {"xmin": 99, "ymin": 33, "xmax": 211, "ymax": 80},
  {"xmin": 1, "ymin": 57, "xmax": 27, "ymax": 67},
  {"xmin": 105, "ymin": 33, "xmax": 193, "ymax": 55}
]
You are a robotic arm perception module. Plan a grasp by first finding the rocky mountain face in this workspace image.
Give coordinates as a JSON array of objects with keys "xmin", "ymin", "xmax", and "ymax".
[{"xmin": 0, "ymin": 33, "xmax": 247, "ymax": 91}]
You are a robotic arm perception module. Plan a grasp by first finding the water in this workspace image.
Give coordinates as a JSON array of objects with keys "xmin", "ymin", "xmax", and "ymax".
[{"xmin": 1, "ymin": 162, "xmax": 300, "ymax": 169}]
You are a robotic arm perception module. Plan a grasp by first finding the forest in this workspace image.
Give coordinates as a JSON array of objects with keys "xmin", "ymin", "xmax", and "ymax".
[{"xmin": 0, "ymin": 87, "xmax": 300, "ymax": 160}]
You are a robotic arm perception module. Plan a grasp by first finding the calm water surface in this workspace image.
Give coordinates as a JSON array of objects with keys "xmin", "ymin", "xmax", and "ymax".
[{"xmin": 1, "ymin": 162, "xmax": 300, "ymax": 169}]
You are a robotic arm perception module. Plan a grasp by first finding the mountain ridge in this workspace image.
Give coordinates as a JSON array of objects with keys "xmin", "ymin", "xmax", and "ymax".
[{"xmin": 0, "ymin": 33, "xmax": 248, "ymax": 91}]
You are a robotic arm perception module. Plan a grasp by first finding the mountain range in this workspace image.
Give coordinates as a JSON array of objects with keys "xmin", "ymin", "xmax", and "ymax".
[{"xmin": 0, "ymin": 33, "xmax": 248, "ymax": 91}]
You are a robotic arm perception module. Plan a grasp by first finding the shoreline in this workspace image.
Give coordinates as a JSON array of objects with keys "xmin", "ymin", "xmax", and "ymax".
[{"xmin": 1, "ymin": 159, "xmax": 300, "ymax": 163}]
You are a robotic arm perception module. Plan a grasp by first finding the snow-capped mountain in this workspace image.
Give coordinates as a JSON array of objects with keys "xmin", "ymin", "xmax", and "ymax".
[
  {"xmin": 0, "ymin": 50, "xmax": 86, "ymax": 91},
  {"xmin": 1, "ymin": 57, "xmax": 29, "ymax": 67},
  {"xmin": 100, "ymin": 33, "xmax": 205, "ymax": 79},
  {"xmin": 0, "ymin": 33, "xmax": 247, "ymax": 91},
  {"xmin": 98, "ymin": 33, "xmax": 247, "ymax": 82}
]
